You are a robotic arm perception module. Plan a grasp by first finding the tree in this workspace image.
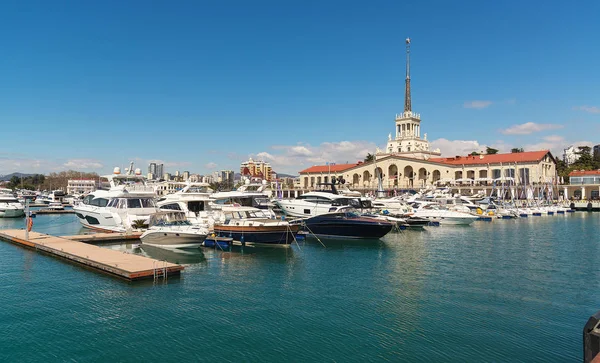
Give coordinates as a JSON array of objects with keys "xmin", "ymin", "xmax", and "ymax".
[
  {"xmin": 485, "ymin": 147, "xmax": 499, "ymax": 155},
  {"xmin": 575, "ymin": 146, "xmax": 593, "ymax": 166},
  {"xmin": 364, "ymin": 153, "xmax": 375, "ymax": 162},
  {"xmin": 469, "ymin": 151, "xmax": 480, "ymax": 156},
  {"xmin": 511, "ymin": 147, "xmax": 524, "ymax": 153}
]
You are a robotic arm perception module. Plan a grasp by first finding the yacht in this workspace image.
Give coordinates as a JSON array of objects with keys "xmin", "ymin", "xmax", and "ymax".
[
  {"xmin": 371, "ymin": 197, "xmax": 413, "ymax": 215},
  {"xmin": 0, "ymin": 188, "xmax": 25, "ymax": 218},
  {"xmin": 73, "ymin": 163, "xmax": 159, "ymax": 232},
  {"xmin": 140, "ymin": 211, "xmax": 209, "ymax": 249},
  {"xmin": 410, "ymin": 202, "xmax": 478, "ymax": 225},
  {"xmin": 47, "ymin": 201, "xmax": 65, "ymax": 211},
  {"xmin": 213, "ymin": 205, "xmax": 300, "ymax": 246},
  {"xmin": 157, "ymin": 182, "xmax": 216, "ymax": 226},
  {"xmin": 210, "ymin": 188, "xmax": 273, "ymax": 214},
  {"xmin": 293, "ymin": 210, "xmax": 394, "ymax": 239},
  {"xmin": 274, "ymin": 183, "xmax": 364, "ymax": 218}
]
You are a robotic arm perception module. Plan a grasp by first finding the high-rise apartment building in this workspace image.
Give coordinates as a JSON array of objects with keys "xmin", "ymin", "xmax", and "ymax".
[{"xmin": 240, "ymin": 158, "xmax": 272, "ymax": 181}]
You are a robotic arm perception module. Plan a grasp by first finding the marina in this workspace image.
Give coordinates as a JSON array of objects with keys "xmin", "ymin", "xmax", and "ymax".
[{"xmin": 1, "ymin": 1, "xmax": 599, "ymax": 361}]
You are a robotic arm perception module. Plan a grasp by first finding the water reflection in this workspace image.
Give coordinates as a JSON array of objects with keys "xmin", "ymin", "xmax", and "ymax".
[
  {"xmin": 137, "ymin": 245, "xmax": 207, "ymax": 265},
  {"xmin": 300, "ymin": 236, "xmax": 388, "ymax": 249}
]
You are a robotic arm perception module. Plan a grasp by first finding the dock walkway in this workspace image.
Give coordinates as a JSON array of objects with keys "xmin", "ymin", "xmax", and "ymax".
[{"xmin": 0, "ymin": 230, "xmax": 182, "ymax": 281}]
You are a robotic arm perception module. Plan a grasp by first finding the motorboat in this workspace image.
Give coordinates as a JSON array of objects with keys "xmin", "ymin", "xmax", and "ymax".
[
  {"xmin": 213, "ymin": 206, "xmax": 300, "ymax": 246},
  {"xmin": 411, "ymin": 202, "xmax": 478, "ymax": 225},
  {"xmin": 274, "ymin": 183, "xmax": 366, "ymax": 218},
  {"xmin": 0, "ymin": 188, "xmax": 25, "ymax": 218},
  {"xmin": 371, "ymin": 197, "xmax": 413, "ymax": 215},
  {"xmin": 157, "ymin": 182, "xmax": 216, "ymax": 227},
  {"xmin": 210, "ymin": 186, "xmax": 272, "ymax": 212},
  {"xmin": 140, "ymin": 211, "xmax": 209, "ymax": 249},
  {"xmin": 73, "ymin": 163, "xmax": 159, "ymax": 232},
  {"xmin": 294, "ymin": 211, "xmax": 394, "ymax": 239},
  {"xmin": 46, "ymin": 201, "xmax": 65, "ymax": 210}
]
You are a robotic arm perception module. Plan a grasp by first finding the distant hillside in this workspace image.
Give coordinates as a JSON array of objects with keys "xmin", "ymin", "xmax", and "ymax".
[{"xmin": 0, "ymin": 172, "xmax": 34, "ymax": 182}]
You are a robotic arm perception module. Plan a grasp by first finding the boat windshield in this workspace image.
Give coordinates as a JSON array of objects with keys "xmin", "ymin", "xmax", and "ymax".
[
  {"xmin": 186, "ymin": 186, "xmax": 211, "ymax": 193},
  {"xmin": 340, "ymin": 211, "xmax": 360, "ymax": 218},
  {"xmin": 108, "ymin": 198, "xmax": 156, "ymax": 208},
  {"xmin": 112, "ymin": 176, "xmax": 146, "ymax": 186},
  {"xmin": 148, "ymin": 212, "xmax": 190, "ymax": 227},
  {"xmin": 225, "ymin": 209, "xmax": 271, "ymax": 220}
]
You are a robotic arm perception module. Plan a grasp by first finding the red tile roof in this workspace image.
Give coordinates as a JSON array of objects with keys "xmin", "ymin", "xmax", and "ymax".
[
  {"xmin": 569, "ymin": 170, "xmax": 600, "ymax": 176},
  {"xmin": 299, "ymin": 163, "xmax": 361, "ymax": 174},
  {"xmin": 429, "ymin": 150, "xmax": 551, "ymax": 166}
]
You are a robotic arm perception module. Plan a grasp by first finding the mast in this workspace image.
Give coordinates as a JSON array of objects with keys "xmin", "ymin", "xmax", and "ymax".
[{"xmin": 404, "ymin": 37, "xmax": 412, "ymax": 113}]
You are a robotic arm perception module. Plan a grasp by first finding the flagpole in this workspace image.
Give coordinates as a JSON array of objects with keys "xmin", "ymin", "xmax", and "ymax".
[{"xmin": 25, "ymin": 199, "xmax": 30, "ymax": 241}]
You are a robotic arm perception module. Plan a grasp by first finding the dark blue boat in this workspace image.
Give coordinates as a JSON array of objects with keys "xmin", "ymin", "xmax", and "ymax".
[{"xmin": 298, "ymin": 211, "xmax": 394, "ymax": 239}]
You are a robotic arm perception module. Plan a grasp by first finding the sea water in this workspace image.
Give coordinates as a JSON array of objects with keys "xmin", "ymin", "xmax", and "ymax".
[{"xmin": 0, "ymin": 212, "xmax": 598, "ymax": 361}]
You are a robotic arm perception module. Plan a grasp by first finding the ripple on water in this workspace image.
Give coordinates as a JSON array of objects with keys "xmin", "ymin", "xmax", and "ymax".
[{"xmin": 0, "ymin": 213, "xmax": 598, "ymax": 361}]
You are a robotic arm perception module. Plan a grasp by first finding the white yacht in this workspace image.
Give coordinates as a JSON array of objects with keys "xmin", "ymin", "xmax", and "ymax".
[
  {"xmin": 47, "ymin": 201, "xmax": 65, "ymax": 211},
  {"xmin": 73, "ymin": 164, "xmax": 159, "ymax": 232},
  {"xmin": 210, "ymin": 184, "xmax": 272, "ymax": 212},
  {"xmin": 140, "ymin": 211, "xmax": 209, "ymax": 249},
  {"xmin": 411, "ymin": 202, "xmax": 478, "ymax": 225},
  {"xmin": 157, "ymin": 183, "xmax": 216, "ymax": 227},
  {"xmin": 371, "ymin": 197, "xmax": 414, "ymax": 215},
  {"xmin": 274, "ymin": 183, "xmax": 362, "ymax": 218},
  {"xmin": 0, "ymin": 188, "xmax": 25, "ymax": 218}
]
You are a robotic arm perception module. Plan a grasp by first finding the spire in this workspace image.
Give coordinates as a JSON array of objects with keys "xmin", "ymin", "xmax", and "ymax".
[{"xmin": 404, "ymin": 37, "xmax": 411, "ymax": 113}]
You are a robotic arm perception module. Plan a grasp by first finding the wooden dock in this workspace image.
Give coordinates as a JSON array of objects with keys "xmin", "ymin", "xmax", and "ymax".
[
  {"xmin": 61, "ymin": 232, "xmax": 142, "ymax": 243},
  {"xmin": 0, "ymin": 230, "xmax": 182, "ymax": 281},
  {"xmin": 34, "ymin": 209, "xmax": 75, "ymax": 214}
]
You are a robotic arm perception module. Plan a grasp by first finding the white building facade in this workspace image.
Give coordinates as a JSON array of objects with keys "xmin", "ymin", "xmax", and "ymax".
[{"xmin": 67, "ymin": 179, "xmax": 97, "ymax": 194}]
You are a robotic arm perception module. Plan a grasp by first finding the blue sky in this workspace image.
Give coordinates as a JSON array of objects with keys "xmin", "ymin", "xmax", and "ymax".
[{"xmin": 0, "ymin": 0, "xmax": 599, "ymax": 176}]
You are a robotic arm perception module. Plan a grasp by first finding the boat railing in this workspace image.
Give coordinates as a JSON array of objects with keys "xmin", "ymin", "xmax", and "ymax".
[{"xmin": 123, "ymin": 185, "xmax": 155, "ymax": 193}]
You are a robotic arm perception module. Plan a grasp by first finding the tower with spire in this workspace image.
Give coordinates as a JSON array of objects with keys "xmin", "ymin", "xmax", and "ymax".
[{"xmin": 379, "ymin": 37, "xmax": 441, "ymax": 159}]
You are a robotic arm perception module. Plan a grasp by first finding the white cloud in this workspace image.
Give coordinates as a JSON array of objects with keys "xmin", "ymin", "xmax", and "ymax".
[
  {"xmin": 289, "ymin": 146, "xmax": 313, "ymax": 156},
  {"xmin": 0, "ymin": 158, "xmax": 47, "ymax": 175},
  {"xmin": 523, "ymin": 137, "xmax": 593, "ymax": 157},
  {"xmin": 542, "ymin": 135, "xmax": 565, "ymax": 143},
  {"xmin": 574, "ymin": 106, "xmax": 600, "ymax": 114},
  {"xmin": 464, "ymin": 100, "xmax": 492, "ymax": 109},
  {"xmin": 63, "ymin": 159, "xmax": 103, "ymax": 169},
  {"xmin": 250, "ymin": 140, "xmax": 378, "ymax": 174},
  {"xmin": 500, "ymin": 122, "xmax": 563, "ymax": 135},
  {"xmin": 429, "ymin": 138, "xmax": 486, "ymax": 157},
  {"xmin": 204, "ymin": 162, "xmax": 217, "ymax": 170}
]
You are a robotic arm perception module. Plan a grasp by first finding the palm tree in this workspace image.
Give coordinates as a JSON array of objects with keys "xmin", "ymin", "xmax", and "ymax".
[
  {"xmin": 364, "ymin": 153, "xmax": 375, "ymax": 162},
  {"xmin": 131, "ymin": 219, "xmax": 148, "ymax": 229}
]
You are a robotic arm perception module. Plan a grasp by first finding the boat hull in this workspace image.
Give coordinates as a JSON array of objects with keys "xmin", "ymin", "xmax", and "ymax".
[
  {"xmin": 214, "ymin": 224, "xmax": 300, "ymax": 245},
  {"xmin": 301, "ymin": 215, "xmax": 393, "ymax": 239},
  {"xmin": 140, "ymin": 231, "xmax": 207, "ymax": 249},
  {"xmin": 0, "ymin": 208, "xmax": 25, "ymax": 218},
  {"xmin": 73, "ymin": 208, "xmax": 125, "ymax": 232}
]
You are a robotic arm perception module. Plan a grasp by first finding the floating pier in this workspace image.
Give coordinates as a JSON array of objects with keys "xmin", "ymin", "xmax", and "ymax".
[
  {"xmin": 34, "ymin": 209, "xmax": 75, "ymax": 215},
  {"xmin": 61, "ymin": 232, "xmax": 142, "ymax": 243},
  {"xmin": 0, "ymin": 230, "xmax": 182, "ymax": 281}
]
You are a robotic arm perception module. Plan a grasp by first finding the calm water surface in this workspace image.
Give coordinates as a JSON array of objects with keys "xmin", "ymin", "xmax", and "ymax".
[{"xmin": 1, "ymin": 213, "xmax": 599, "ymax": 362}]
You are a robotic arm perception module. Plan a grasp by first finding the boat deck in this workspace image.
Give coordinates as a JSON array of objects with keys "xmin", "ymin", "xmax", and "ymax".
[
  {"xmin": 0, "ymin": 230, "xmax": 182, "ymax": 281},
  {"xmin": 34, "ymin": 209, "xmax": 75, "ymax": 214},
  {"xmin": 61, "ymin": 232, "xmax": 142, "ymax": 243}
]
